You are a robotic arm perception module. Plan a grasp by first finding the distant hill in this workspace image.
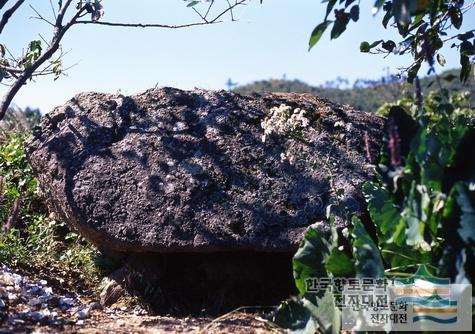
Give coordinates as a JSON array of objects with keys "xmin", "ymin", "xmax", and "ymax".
[{"xmin": 234, "ymin": 69, "xmax": 474, "ymax": 113}]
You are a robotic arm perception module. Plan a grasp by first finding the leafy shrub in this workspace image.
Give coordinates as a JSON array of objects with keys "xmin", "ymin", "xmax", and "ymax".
[
  {"xmin": 0, "ymin": 132, "xmax": 103, "ymax": 287},
  {"xmin": 273, "ymin": 90, "xmax": 475, "ymax": 333}
]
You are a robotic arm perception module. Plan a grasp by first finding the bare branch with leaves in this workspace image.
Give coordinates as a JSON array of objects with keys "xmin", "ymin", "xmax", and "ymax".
[{"xmin": 0, "ymin": 0, "xmax": 250, "ymax": 120}]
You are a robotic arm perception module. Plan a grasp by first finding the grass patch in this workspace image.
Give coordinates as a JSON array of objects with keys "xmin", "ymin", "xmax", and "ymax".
[{"xmin": 0, "ymin": 132, "xmax": 107, "ymax": 292}]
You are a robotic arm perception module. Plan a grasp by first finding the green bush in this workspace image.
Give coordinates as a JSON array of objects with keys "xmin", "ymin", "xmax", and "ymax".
[
  {"xmin": 0, "ymin": 132, "xmax": 102, "ymax": 287},
  {"xmin": 273, "ymin": 90, "xmax": 475, "ymax": 333}
]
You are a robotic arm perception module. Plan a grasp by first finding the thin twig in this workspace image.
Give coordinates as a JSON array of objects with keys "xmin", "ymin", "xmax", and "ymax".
[
  {"xmin": 204, "ymin": 0, "xmax": 215, "ymax": 19},
  {"xmin": 74, "ymin": 20, "xmax": 221, "ymax": 29},
  {"xmin": 192, "ymin": 7, "xmax": 208, "ymax": 23},
  {"xmin": 75, "ymin": 0, "xmax": 247, "ymax": 28},
  {"xmin": 0, "ymin": 64, "xmax": 23, "ymax": 73},
  {"xmin": 38, "ymin": 33, "xmax": 51, "ymax": 48},
  {"xmin": 49, "ymin": 0, "xmax": 57, "ymax": 21},
  {"xmin": 3, "ymin": 197, "xmax": 21, "ymax": 232},
  {"xmin": 226, "ymin": 0, "xmax": 235, "ymax": 21},
  {"xmin": 29, "ymin": 4, "xmax": 55, "ymax": 27}
]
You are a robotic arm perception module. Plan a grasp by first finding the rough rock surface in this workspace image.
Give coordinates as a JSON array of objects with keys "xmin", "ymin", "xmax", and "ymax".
[{"xmin": 26, "ymin": 88, "xmax": 384, "ymax": 253}]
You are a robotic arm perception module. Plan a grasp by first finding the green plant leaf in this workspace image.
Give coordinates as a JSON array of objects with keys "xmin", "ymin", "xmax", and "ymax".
[
  {"xmin": 457, "ymin": 31, "xmax": 474, "ymax": 41},
  {"xmin": 360, "ymin": 40, "xmax": 383, "ymax": 53},
  {"xmin": 351, "ymin": 217, "xmax": 385, "ymax": 278},
  {"xmin": 407, "ymin": 62, "xmax": 421, "ymax": 83},
  {"xmin": 309, "ymin": 21, "xmax": 332, "ymax": 50},
  {"xmin": 330, "ymin": 12, "xmax": 349, "ymax": 40},
  {"xmin": 382, "ymin": 1, "xmax": 393, "ymax": 28},
  {"xmin": 325, "ymin": 249, "xmax": 355, "ymax": 276},
  {"xmin": 454, "ymin": 183, "xmax": 475, "ymax": 246},
  {"xmin": 349, "ymin": 5, "xmax": 359, "ymax": 22},
  {"xmin": 372, "ymin": 0, "xmax": 385, "ymax": 14},
  {"xmin": 293, "ymin": 227, "xmax": 332, "ymax": 299},
  {"xmin": 449, "ymin": 6, "xmax": 463, "ymax": 29},
  {"xmin": 271, "ymin": 298, "xmax": 318, "ymax": 333},
  {"xmin": 302, "ymin": 293, "xmax": 341, "ymax": 334},
  {"xmin": 187, "ymin": 1, "xmax": 200, "ymax": 7},
  {"xmin": 439, "ymin": 182, "xmax": 475, "ymax": 283},
  {"xmin": 363, "ymin": 182, "xmax": 402, "ymax": 242},
  {"xmin": 436, "ymin": 53, "xmax": 446, "ymax": 66},
  {"xmin": 360, "ymin": 41, "xmax": 371, "ymax": 52},
  {"xmin": 460, "ymin": 54, "xmax": 472, "ymax": 83},
  {"xmin": 325, "ymin": 0, "xmax": 337, "ymax": 21},
  {"xmin": 382, "ymin": 40, "xmax": 396, "ymax": 52}
]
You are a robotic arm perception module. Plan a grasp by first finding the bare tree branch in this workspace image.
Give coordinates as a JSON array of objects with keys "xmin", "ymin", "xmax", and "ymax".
[
  {"xmin": 204, "ymin": 0, "xmax": 215, "ymax": 20},
  {"xmin": 0, "ymin": 1, "xmax": 84, "ymax": 119},
  {"xmin": 74, "ymin": 19, "xmax": 221, "ymax": 29},
  {"xmin": 0, "ymin": 0, "xmax": 250, "ymax": 120},
  {"xmin": 76, "ymin": 0, "xmax": 247, "ymax": 29},
  {"xmin": 56, "ymin": 0, "xmax": 73, "ymax": 27},
  {"xmin": 49, "ymin": 0, "xmax": 57, "ymax": 21},
  {"xmin": 0, "ymin": 64, "xmax": 22, "ymax": 72},
  {"xmin": 0, "ymin": 0, "xmax": 9, "ymax": 11},
  {"xmin": 0, "ymin": 0, "xmax": 25, "ymax": 34},
  {"xmin": 29, "ymin": 4, "xmax": 55, "ymax": 27}
]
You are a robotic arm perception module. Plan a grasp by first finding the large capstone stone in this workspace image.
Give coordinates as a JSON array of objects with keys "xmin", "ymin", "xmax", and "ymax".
[{"xmin": 26, "ymin": 88, "xmax": 384, "ymax": 254}]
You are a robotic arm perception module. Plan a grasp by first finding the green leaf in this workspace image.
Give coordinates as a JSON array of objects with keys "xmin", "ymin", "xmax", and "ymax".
[
  {"xmin": 360, "ymin": 41, "xmax": 371, "ymax": 52},
  {"xmin": 407, "ymin": 61, "xmax": 421, "ymax": 83},
  {"xmin": 460, "ymin": 40, "xmax": 475, "ymax": 56},
  {"xmin": 436, "ymin": 53, "xmax": 446, "ymax": 66},
  {"xmin": 455, "ymin": 183, "xmax": 475, "ymax": 246},
  {"xmin": 372, "ymin": 0, "xmax": 385, "ymax": 14},
  {"xmin": 349, "ymin": 5, "xmax": 359, "ymax": 22},
  {"xmin": 460, "ymin": 54, "xmax": 472, "ymax": 84},
  {"xmin": 457, "ymin": 31, "xmax": 474, "ymax": 41},
  {"xmin": 382, "ymin": 1, "xmax": 393, "ymax": 28},
  {"xmin": 187, "ymin": 1, "xmax": 200, "ymax": 7},
  {"xmin": 382, "ymin": 40, "xmax": 396, "ymax": 52},
  {"xmin": 363, "ymin": 182, "xmax": 402, "ymax": 242},
  {"xmin": 325, "ymin": 249, "xmax": 355, "ymax": 276},
  {"xmin": 290, "ymin": 226, "xmax": 341, "ymax": 334},
  {"xmin": 351, "ymin": 217, "xmax": 385, "ymax": 278},
  {"xmin": 325, "ymin": 0, "xmax": 337, "ymax": 21},
  {"xmin": 272, "ymin": 298, "xmax": 318, "ymax": 333},
  {"xmin": 439, "ymin": 182, "xmax": 475, "ymax": 283},
  {"xmin": 302, "ymin": 293, "xmax": 341, "ymax": 334},
  {"xmin": 449, "ymin": 6, "xmax": 463, "ymax": 29},
  {"xmin": 308, "ymin": 21, "xmax": 332, "ymax": 50},
  {"xmin": 293, "ymin": 227, "xmax": 332, "ymax": 299},
  {"xmin": 360, "ymin": 39, "xmax": 383, "ymax": 52},
  {"xmin": 330, "ymin": 12, "xmax": 349, "ymax": 39},
  {"xmin": 392, "ymin": 0, "xmax": 415, "ymax": 27}
]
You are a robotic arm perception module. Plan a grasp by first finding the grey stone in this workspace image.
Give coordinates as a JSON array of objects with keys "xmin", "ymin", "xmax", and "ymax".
[{"xmin": 26, "ymin": 88, "xmax": 384, "ymax": 253}]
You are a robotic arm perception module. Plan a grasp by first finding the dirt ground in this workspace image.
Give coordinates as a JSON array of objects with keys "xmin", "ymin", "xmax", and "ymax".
[
  {"xmin": 0, "ymin": 265, "xmax": 284, "ymax": 333},
  {"xmin": 62, "ymin": 311, "xmax": 281, "ymax": 334},
  {"xmin": 6, "ymin": 310, "xmax": 282, "ymax": 333}
]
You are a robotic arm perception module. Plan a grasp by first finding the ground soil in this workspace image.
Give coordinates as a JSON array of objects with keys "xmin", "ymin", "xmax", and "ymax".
[{"xmin": 0, "ymin": 264, "xmax": 284, "ymax": 333}]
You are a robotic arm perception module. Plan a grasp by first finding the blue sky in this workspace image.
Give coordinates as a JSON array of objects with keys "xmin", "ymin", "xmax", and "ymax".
[{"xmin": 1, "ymin": 0, "xmax": 473, "ymax": 112}]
